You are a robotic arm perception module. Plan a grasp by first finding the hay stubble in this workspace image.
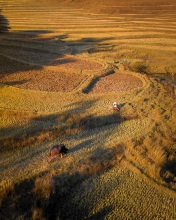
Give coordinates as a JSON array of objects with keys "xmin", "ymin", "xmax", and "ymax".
[{"xmin": 0, "ymin": 0, "xmax": 176, "ymax": 219}]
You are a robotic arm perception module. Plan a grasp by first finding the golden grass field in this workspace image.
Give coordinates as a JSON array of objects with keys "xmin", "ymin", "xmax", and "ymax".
[{"xmin": 0, "ymin": 0, "xmax": 176, "ymax": 219}]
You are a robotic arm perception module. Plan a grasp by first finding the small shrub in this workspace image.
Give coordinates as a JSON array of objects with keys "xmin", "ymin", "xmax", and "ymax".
[
  {"xmin": 121, "ymin": 59, "xmax": 131, "ymax": 70},
  {"xmin": 130, "ymin": 61, "xmax": 150, "ymax": 74}
]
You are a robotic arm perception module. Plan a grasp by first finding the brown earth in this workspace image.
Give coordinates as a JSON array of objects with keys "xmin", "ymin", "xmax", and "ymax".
[
  {"xmin": 0, "ymin": 68, "xmax": 144, "ymax": 92},
  {"xmin": 0, "ymin": 1, "xmax": 176, "ymax": 219},
  {"xmin": 89, "ymin": 72, "xmax": 143, "ymax": 93},
  {"xmin": 0, "ymin": 52, "xmax": 143, "ymax": 92},
  {"xmin": 0, "ymin": 69, "xmax": 85, "ymax": 92}
]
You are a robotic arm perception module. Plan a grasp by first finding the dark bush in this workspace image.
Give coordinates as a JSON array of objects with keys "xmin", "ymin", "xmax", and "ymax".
[{"xmin": 130, "ymin": 62, "xmax": 150, "ymax": 74}]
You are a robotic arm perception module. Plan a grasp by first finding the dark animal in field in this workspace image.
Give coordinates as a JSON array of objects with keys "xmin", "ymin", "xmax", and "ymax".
[{"xmin": 48, "ymin": 144, "xmax": 68, "ymax": 162}]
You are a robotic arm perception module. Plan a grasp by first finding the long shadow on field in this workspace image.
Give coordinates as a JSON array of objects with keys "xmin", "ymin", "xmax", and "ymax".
[
  {"xmin": 70, "ymin": 139, "xmax": 94, "ymax": 154},
  {"xmin": 0, "ymin": 28, "xmax": 112, "ymax": 81},
  {"xmin": 0, "ymin": 99, "xmax": 121, "ymax": 152},
  {"xmin": 0, "ymin": 179, "xmax": 34, "ymax": 219},
  {"xmin": 65, "ymin": 36, "xmax": 115, "ymax": 55},
  {"xmin": 88, "ymin": 206, "xmax": 113, "ymax": 220},
  {"xmin": 0, "ymin": 100, "xmax": 123, "ymax": 187},
  {"xmin": 0, "ymin": 99, "xmax": 97, "ymax": 139},
  {"xmin": 0, "ymin": 145, "xmax": 119, "ymax": 219},
  {"xmin": 0, "ymin": 98, "xmax": 125, "ymax": 219},
  {"xmin": 0, "ymin": 10, "xmax": 10, "ymax": 33},
  {"xmin": 0, "ymin": 111, "xmax": 121, "ymax": 154}
]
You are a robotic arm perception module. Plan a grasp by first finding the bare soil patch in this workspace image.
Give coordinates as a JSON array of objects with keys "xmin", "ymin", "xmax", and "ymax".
[
  {"xmin": 52, "ymin": 56, "xmax": 103, "ymax": 70},
  {"xmin": 89, "ymin": 72, "xmax": 143, "ymax": 93},
  {"xmin": 0, "ymin": 53, "xmax": 103, "ymax": 92},
  {"xmin": 0, "ymin": 69, "xmax": 85, "ymax": 92},
  {"xmin": 0, "ymin": 69, "xmax": 144, "ymax": 93}
]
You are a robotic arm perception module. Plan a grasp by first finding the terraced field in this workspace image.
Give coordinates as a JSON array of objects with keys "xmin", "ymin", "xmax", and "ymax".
[{"xmin": 0, "ymin": 0, "xmax": 176, "ymax": 219}]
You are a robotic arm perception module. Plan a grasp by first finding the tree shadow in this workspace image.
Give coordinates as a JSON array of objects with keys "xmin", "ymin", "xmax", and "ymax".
[
  {"xmin": 0, "ymin": 98, "xmax": 127, "ymax": 219},
  {"xmin": 66, "ymin": 37, "xmax": 115, "ymax": 55},
  {"xmin": 0, "ymin": 99, "xmax": 124, "ymax": 185},
  {"xmin": 88, "ymin": 206, "xmax": 112, "ymax": 220},
  {"xmin": 0, "ymin": 146, "xmax": 46, "ymax": 175},
  {"xmin": 0, "ymin": 9, "xmax": 10, "ymax": 33},
  {"xmin": 70, "ymin": 139, "xmax": 94, "ymax": 154},
  {"xmin": 0, "ymin": 169, "xmax": 113, "ymax": 220},
  {"xmin": 0, "ymin": 99, "xmax": 121, "ymax": 152},
  {"xmin": 0, "ymin": 7, "xmax": 114, "ymax": 91},
  {"xmin": 0, "ymin": 144, "xmax": 118, "ymax": 219},
  {"xmin": 0, "ymin": 99, "xmax": 95, "ymax": 150},
  {"xmin": 0, "ymin": 178, "xmax": 34, "ymax": 220},
  {"xmin": 0, "ymin": 28, "xmax": 113, "ymax": 89},
  {"xmin": 0, "ymin": 8, "xmax": 123, "ymax": 219}
]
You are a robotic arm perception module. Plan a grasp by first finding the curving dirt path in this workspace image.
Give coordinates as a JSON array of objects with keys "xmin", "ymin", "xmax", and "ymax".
[
  {"xmin": 0, "ymin": 0, "xmax": 160, "ymax": 93},
  {"xmin": 0, "ymin": 47, "xmax": 145, "ymax": 93}
]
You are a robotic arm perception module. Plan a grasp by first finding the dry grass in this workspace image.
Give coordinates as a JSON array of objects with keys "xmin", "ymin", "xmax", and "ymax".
[
  {"xmin": 0, "ymin": 0, "xmax": 176, "ymax": 219},
  {"xmin": 58, "ymin": 167, "xmax": 176, "ymax": 220}
]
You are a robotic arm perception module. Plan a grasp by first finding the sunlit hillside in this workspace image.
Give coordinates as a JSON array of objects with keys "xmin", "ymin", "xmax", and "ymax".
[{"xmin": 0, "ymin": 0, "xmax": 176, "ymax": 219}]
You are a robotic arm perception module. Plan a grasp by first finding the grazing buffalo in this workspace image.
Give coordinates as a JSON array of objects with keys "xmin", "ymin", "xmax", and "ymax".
[{"xmin": 48, "ymin": 144, "xmax": 68, "ymax": 162}]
